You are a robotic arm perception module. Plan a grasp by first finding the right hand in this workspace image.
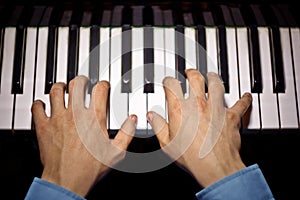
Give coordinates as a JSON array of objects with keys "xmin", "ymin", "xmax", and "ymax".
[{"xmin": 147, "ymin": 69, "xmax": 252, "ymax": 187}]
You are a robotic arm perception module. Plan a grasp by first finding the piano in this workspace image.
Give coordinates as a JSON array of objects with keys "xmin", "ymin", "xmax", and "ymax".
[{"xmin": 0, "ymin": 0, "xmax": 299, "ymax": 199}]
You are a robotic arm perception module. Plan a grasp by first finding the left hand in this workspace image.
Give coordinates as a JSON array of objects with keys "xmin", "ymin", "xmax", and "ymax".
[{"xmin": 31, "ymin": 76, "xmax": 137, "ymax": 196}]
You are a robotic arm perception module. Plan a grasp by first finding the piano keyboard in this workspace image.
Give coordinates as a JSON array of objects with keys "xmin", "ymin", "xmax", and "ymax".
[{"xmin": 0, "ymin": 2, "xmax": 299, "ymax": 134}]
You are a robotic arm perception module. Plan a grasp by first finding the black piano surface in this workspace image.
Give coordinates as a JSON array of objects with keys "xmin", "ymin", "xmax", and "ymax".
[{"xmin": 1, "ymin": 0, "xmax": 300, "ymax": 199}]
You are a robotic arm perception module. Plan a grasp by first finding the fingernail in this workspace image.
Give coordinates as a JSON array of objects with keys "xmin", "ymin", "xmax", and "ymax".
[
  {"xmin": 130, "ymin": 115, "xmax": 137, "ymax": 124},
  {"xmin": 147, "ymin": 112, "xmax": 153, "ymax": 122}
]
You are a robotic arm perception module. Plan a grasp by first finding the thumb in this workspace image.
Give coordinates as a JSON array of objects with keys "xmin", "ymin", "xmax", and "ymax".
[
  {"xmin": 147, "ymin": 111, "xmax": 169, "ymax": 146},
  {"xmin": 112, "ymin": 115, "xmax": 137, "ymax": 151}
]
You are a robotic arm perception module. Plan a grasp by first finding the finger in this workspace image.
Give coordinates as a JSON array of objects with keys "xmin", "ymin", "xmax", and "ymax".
[
  {"xmin": 112, "ymin": 115, "xmax": 137, "ymax": 151},
  {"xmin": 185, "ymin": 69, "xmax": 206, "ymax": 99},
  {"xmin": 147, "ymin": 111, "xmax": 170, "ymax": 146},
  {"xmin": 230, "ymin": 92, "xmax": 252, "ymax": 118},
  {"xmin": 163, "ymin": 77, "xmax": 184, "ymax": 114},
  {"xmin": 49, "ymin": 82, "xmax": 66, "ymax": 115},
  {"xmin": 31, "ymin": 100, "xmax": 48, "ymax": 129},
  {"xmin": 68, "ymin": 75, "xmax": 89, "ymax": 109},
  {"xmin": 207, "ymin": 72, "xmax": 225, "ymax": 106},
  {"xmin": 90, "ymin": 81, "xmax": 110, "ymax": 128}
]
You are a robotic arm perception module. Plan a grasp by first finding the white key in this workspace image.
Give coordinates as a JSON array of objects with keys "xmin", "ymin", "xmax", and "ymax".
[
  {"xmin": 236, "ymin": 27, "xmax": 261, "ymax": 129},
  {"xmin": 184, "ymin": 27, "xmax": 197, "ymax": 98},
  {"xmin": 278, "ymin": 28, "xmax": 298, "ymax": 128},
  {"xmin": 110, "ymin": 28, "xmax": 128, "ymax": 129},
  {"xmin": 99, "ymin": 27, "xmax": 110, "ymax": 81},
  {"xmin": 290, "ymin": 28, "xmax": 300, "ymax": 126},
  {"xmin": 164, "ymin": 28, "xmax": 176, "ymax": 78},
  {"xmin": 224, "ymin": 28, "xmax": 239, "ymax": 108},
  {"xmin": 148, "ymin": 27, "xmax": 166, "ymax": 120},
  {"xmin": 78, "ymin": 27, "xmax": 90, "ymax": 77},
  {"xmin": 258, "ymin": 27, "xmax": 279, "ymax": 129},
  {"xmin": 34, "ymin": 28, "xmax": 50, "ymax": 116},
  {"xmin": 129, "ymin": 27, "xmax": 147, "ymax": 130},
  {"xmin": 78, "ymin": 27, "xmax": 90, "ymax": 107},
  {"xmin": 205, "ymin": 27, "xmax": 218, "ymax": 73},
  {"xmin": 56, "ymin": 27, "xmax": 68, "ymax": 107},
  {"xmin": 14, "ymin": 28, "xmax": 37, "ymax": 129},
  {"xmin": 164, "ymin": 28, "xmax": 176, "ymax": 123},
  {"xmin": 0, "ymin": 28, "xmax": 16, "ymax": 129}
]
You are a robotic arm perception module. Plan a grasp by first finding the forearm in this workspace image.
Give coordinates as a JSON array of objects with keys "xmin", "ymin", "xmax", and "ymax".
[{"xmin": 195, "ymin": 164, "xmax": 274, "ymax": 200}]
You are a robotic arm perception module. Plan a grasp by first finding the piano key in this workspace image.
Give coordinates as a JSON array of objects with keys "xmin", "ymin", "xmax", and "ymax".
[
  {"xmin": 110, "ymin": 27, "xmax": 127, "ymax": 130},
  {"xmin": 99, "ymin": 27, "xmax": 110, "ymax": 81},
  {"xmin": 224, "ymin": 27, "xmax": 239, "ymax": 108},
  {"xmin": 277, "ymin": 28, "xmax": 298, "ymax": 128},
  {"xmin": 111, "ymin": 5, "xmax": 123, "ymax": 26},
  {"xmin": 132, "ymin": 5, "xmax": 144, "ymax": 26},
  {"xmin": 44, "ymin": 6, "xmax": 63, "ymax": 94},
  {"xmin": 89, "ymin": 25, "xmax": 100, "ymax": 91},
  {"xmin": 205, "ymin": 27, "xmax": 218, "ymax": 74},
  {"xmin": 129, "ymin": 27, "xmax": 147, "ymax": 130},
  {"xmin": 34, "ymin": 27, "xmax": 50, "ymax": 116},
  {"xmin": 78, "ymin": 27, "xmax": 90, "ymax": 78},
  {"xmin": 7, "ymin": 6, "xmax": 24, "ymax": 26},
  {"xmin": 12, "ymin": 6, "xmax": 33, "ymax": 94},
  {"xmin": 260, "ymin": 5, "xmax": 285, "ymax": 93},
  {"xmin": 143, "ymin": 26, "xmax": 154, "ymax": 93},
  {"xmin": 217, "ymin": 25, "xmax": 229, "ymax": 93},
  {"xmin": 148, "ymin": 27, "xmax": 166, "ymax": 119},
  {"xmin": 240, "ymin": 5, "xmax": 263, "ymax": 93},
  {"xmin": 163, "ymin": 10, "xmax": 176, "ymax": 78},
  {"xmin": 236, "ymin": 27, "xmax": 261, "ymax": 130},
  {"xmin": 0, "ymin": 28, "xmax": 16, "ymax": 129},
  {"xmin": 14, "ymin": 28, "xmax": 37, "ymax": 129},
  {"xmin": 258, "ymin": 27, "xmax": 280, "ymax": 129},
  {"xmin": 290, "ymin": 28, "xmax": 300, "ymax": 126},
  {"xmin": 175, "ymin": 25, "xmax": 187, "ymax": 94},
  {"xmin": 66, "ymin": 24, "xmax": 79, "ymax": 87},
  {"xmin": 56, "ymin": 27, "xmax": 69, "ymax": 107},
  {"xmin": 184, "ymin": 26, "xmax": 197, "ymax": 98},
  {"xmin": 196, "ymin": 25, "xmax": 207, "ymax": 80},
  {"xmin": 121, "ymin": 24, "xmax": 132, "ymax": 93},
  {"xmin": 29, "ymin": 6, "xmax": 46, "ymax": 26},
  {"xmin": 0, "ymin": 28, "xmax": 4, "ymax": 86},
  {"xmin": 12, "ymin": 25, "xmax": 26, "ymax": 94},
  {"xmin": 276, "ymin": 4, "xmax": 297, "ymax": 27}
]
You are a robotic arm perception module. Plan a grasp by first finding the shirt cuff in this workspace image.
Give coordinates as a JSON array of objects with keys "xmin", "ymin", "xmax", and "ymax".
[
  {"xmin": 25, "ymin": 177, "xmax": 86, "ymax": 200},
  {"xmin": 195, "ymin": 164, "xmax": 274, "ymax": 200}
]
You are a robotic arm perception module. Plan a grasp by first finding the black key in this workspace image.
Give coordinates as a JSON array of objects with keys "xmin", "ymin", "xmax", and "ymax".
[
  {"xmin": 121, "ymin": 25, "xmax": 132, "ymax": 93},
  {"xmin": 89, "ymin": 25, "xmax": 100, "ymax": 93},
  {"xmin": 121, "ymin": 6, "xmax": 132, "ymax": 93},
  {"xmin": 248, "ymin": 25, "xmax": 262, "ymax": 93},
  {"xmin": 67, "ymin": 7, "xmax": 82, "ymax": 89},
  {"xmin": 217, "ymin": 25, "xmax": 229, "ymax": 93},
  {"xmin": 260, "ymin": 5, "xmax": 285, "ymax": 93},
  {"xmin": 212, "ymin": 4, "xmax": 229, "ymax": 93},
  {"xmin": 175, "ymin": 24, "xmax": 186, "ymax": 94},
  {"xmin": 45, "ymin": 5, "xmax": 63, "ymax": 94},
  {"xmin": 67, "ymin": 24, "xmax": 79, "ymax": 89},
  {"xmin": 143, "ymin": 6, "xmax": 154, "ymax": 93},
  {"xmin": 241, "ymin": 5, "xmax": 263, "ymax": 93},
  {"xmin": 144, "ymin": 26, "xmax": 154, "ymax": 93},
  {"xmin": 196, "ymin": 25, "xmax": 207, "ymax": 78},
  {"xmin": 12, "ymin": 7, "xmax": 34, "ymax": 94},
  {"xmin": 0, "ymin": 28, "xmax": 4, "ymax": 87}
]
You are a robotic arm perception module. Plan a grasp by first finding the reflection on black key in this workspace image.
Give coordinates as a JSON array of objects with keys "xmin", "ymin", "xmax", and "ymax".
[
  {"xmin": 248, "ymin": 26, "xmax": 262, "ymax": 93},
  {"xmin": 45, "ymin": 26, "xmax": 57, "ymax": 94},
  {"xmin": 12, "ymin": 26, "xmax": 26, "ymax": 94},
  {"xmin": 175, "ymin": 25, "xmax": 186, "ymax": 94},
  {"xmin": 121, "ymin": 24, "xmax": 132, "ymax": 93},
  {"xmin": 218, "ymin": 25, "xmax": 229, "ymax": 93},
  {"xmin": 67, "ymin": 24, "xmax": 79, "ymax": 88},
  {"xmin": 89, "ymin": 25, "xmax": 100, "ymax": 93},
  {"xmin": 144, "ymin": 26, "xmax": 154, "ymax": 93}
]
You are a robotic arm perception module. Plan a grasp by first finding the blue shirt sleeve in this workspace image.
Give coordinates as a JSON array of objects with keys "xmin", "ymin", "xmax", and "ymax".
[
  {"xmin": 195, "ymin": 164, "xmax": 274, "ymax": 200},
  {"xmin": 25, "ymin": 177, "xmax": 86, "ymax": 200}
]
